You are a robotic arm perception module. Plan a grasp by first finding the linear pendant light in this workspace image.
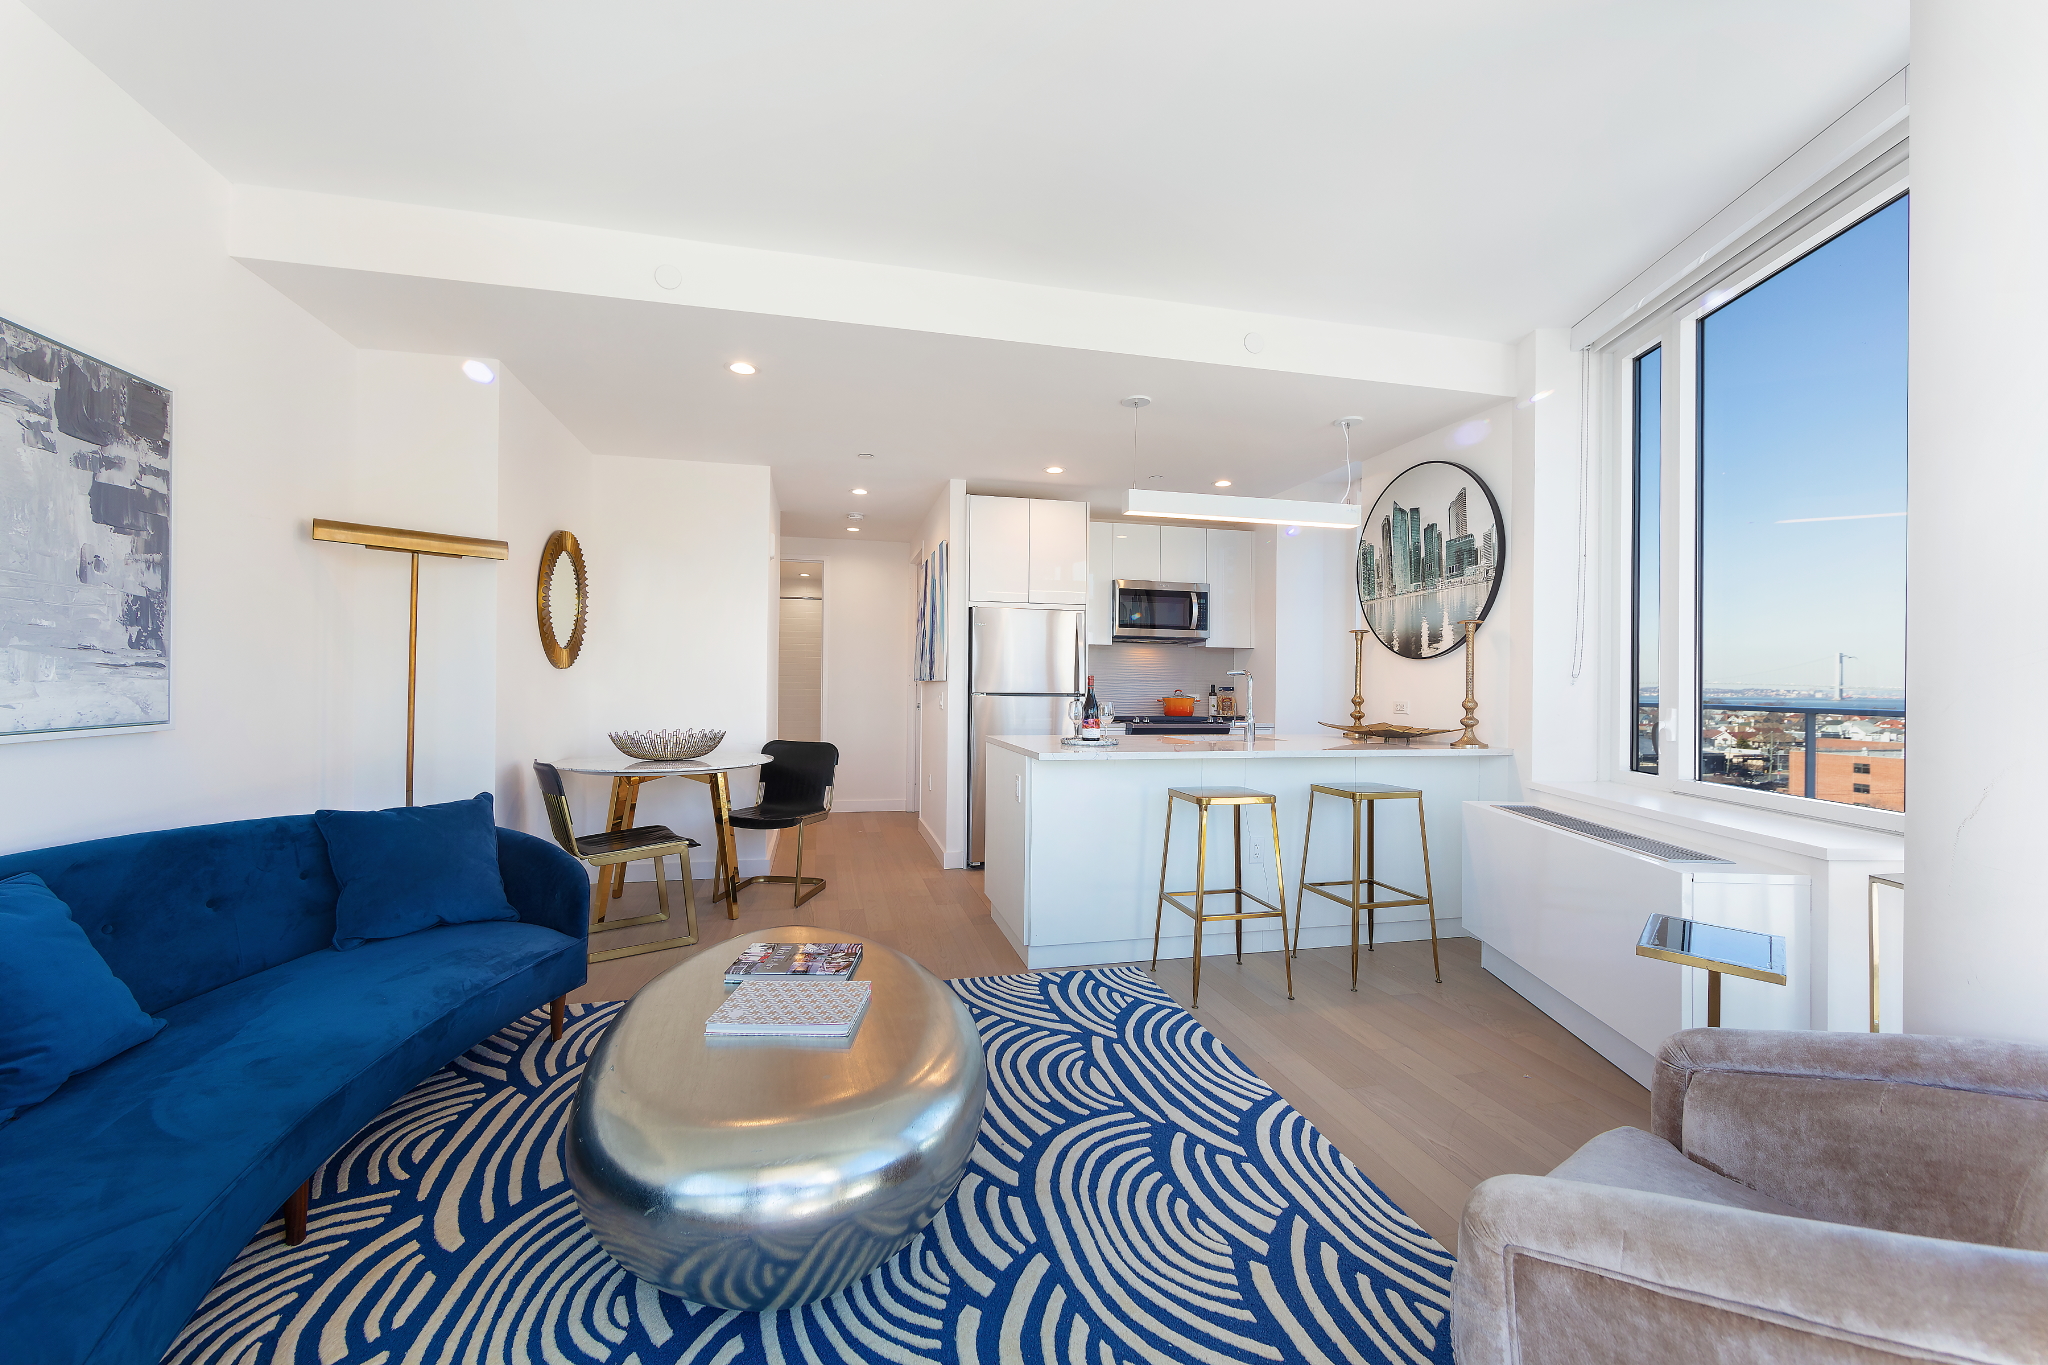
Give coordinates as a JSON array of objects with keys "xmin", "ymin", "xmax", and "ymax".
[
  {"xmin": 1123, "ymin": 488, "xmax": 1362, "ymax": 529},
  {"xmin": 1114, "ymin": 395, "xmax": 1362, "ymax": 529}
]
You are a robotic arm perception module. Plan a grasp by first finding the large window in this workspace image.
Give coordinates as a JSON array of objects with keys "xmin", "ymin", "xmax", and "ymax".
[{"xmin": 1623, "ymin": 193, "xmax": 1907, "ymax": 816}]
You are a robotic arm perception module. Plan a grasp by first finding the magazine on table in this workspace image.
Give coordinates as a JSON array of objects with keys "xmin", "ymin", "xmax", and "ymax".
[
  {"xmin": 704, "ymin": 980, "xmax": 872, "ymax": 1037},
  {"xmin": 722, "ymin": 941, "xmax": 863, "ymax": 983}
]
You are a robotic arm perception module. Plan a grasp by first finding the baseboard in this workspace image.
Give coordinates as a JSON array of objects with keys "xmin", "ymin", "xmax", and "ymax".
[
  {"xmin": 833, "ymin": 798, "xmax": 910, "ymax": 813},
  {"xmin": 916, "ymin": 817, "xmax": 965, "ymax": 869},
  {"xmin": 1479, "ymin": 943, "xmax": 1657, "ymax": 1088}
]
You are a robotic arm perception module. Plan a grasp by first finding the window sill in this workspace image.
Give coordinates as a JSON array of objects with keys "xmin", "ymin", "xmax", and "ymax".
[{"xmin": 1528, "ymin": 780, "xmax": 1904, "ymax": 863}]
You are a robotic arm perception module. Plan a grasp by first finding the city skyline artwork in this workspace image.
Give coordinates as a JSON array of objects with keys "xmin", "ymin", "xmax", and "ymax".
[{"xmin": 1357, "ymin": 459, "xmax": 1502, "ymax": 659}]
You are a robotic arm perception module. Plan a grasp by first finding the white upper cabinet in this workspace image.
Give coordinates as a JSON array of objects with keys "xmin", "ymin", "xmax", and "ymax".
[
  {"xmin": 1026, "ymin": 499, "xmax": 1087, "ymax": 604},
  {"xmin": 1087, "ymin": 521, "xmax": 1257, "ymax": 648},
  {"xmin": 1086, "ymin": 521, "xmax": 1113, "ymax": 645},
  {"xmin": 1204, "ymin": 528, "xmax": 1254, "ymax": 648},
  {"xmin": 969, "ymin": 494, "xmax": 1089, "ymax": 606},
  {"xmin": 1108, "ymin": 523, "xmax": 1161, "ymax": 582},
  {"xmin": 968, "ymin": 495, "xmax": 1030, "ymax": 603},
  {"xmin": 1159, "ymin": 525, "xmax": 1207, "ymax": 584}
]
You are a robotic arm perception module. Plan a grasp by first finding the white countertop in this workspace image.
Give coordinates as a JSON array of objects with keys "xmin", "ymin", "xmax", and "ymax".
[{"xmin": 987, "ymin": 734, "xmax": 1516, "ymax": 760}]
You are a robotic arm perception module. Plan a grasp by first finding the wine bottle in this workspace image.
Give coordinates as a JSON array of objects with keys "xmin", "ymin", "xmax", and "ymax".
[
  {"xmin": 1207, "ymin": 683, "xmax": 1218, "ymax": 718},
  {"xmin": 1081, "ymin": 675, "xmax": 1103, "ymax": 739}
]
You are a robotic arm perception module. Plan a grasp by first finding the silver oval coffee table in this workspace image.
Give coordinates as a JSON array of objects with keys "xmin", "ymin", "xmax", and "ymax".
[{"xmin": 567, "ymin": 925, "xmax": 988, "ymax": 1310}]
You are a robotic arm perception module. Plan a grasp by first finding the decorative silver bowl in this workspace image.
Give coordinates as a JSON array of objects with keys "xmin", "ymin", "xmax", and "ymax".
[{"xmin": 608, "ymin": 728, "xmax": 725, "ymax": 761}]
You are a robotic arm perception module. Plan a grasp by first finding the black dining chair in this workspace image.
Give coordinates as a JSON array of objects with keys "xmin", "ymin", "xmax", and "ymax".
[
  {"xmin": 533, "ymin": 761, "xmax": 700, "ymax": 962},
  {"xmin": 729, "ymin": 740, "xmax": 839, "ymax": 908}
]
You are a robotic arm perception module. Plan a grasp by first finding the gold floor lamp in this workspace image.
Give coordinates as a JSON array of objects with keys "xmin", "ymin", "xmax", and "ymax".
[{"xmin": 313, "ymin": 519, "xmax": 509, "ymax": 806}]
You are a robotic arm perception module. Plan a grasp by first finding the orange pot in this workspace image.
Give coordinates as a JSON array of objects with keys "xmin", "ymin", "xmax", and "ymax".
[{"xmin": 1161, "ymin": 691, "xmax": 1196, "ymax": 716}]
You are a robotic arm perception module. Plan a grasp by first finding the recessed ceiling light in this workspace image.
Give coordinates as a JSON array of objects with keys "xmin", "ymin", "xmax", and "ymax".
[
  {"xmin": 850, "ymin": 488, "xmax": 868, "ymax": 495},
  {"xmin": 798, "ymin": 572, "xmax": 810, "ymax": 577},
  {"xmin": 1214, "ymin": 480, "xmax": 1233, "ymax": 488},
  {"xmin": 461, "ymin": 359, "xmax": 495, "ymax": 384},
  {"xmin": 1045, "ymin": 466, "xmax": 1064, "ymax": 474},
  {"xmin": 728, "ymin": 361, "xmax": 756, "ymax": 375},
  {"xmin": 845, "ymin": 513, "xmax": 865, "ymax": 520},
  {"xmin": 847, "ymin": 527, "xmax": 860, "ymax": 532},
  {"xmin": 856, "ymin": 452, "xmax": 874, "ymax": 459}
]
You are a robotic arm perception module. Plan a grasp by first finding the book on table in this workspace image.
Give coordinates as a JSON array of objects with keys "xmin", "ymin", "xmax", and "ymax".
[
  {"xmin": 722, "ymin": 941, "xmax": 863, "ymax": 983},
  {"xmin": 704, "ymin": 980, "xmax": 872, "ymax": 1038}
]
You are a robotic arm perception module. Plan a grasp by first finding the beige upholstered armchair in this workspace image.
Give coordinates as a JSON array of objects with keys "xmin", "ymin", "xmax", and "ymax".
[{"xmin": 1453, "ymin": 1028, "xmax": 2048, "ymax": 1364}]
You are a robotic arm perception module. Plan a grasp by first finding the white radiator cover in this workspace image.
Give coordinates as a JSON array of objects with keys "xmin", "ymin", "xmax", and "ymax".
[{"xmin": 1462, "ymin": 801, "xmax": 1811, "ymax": 1086}]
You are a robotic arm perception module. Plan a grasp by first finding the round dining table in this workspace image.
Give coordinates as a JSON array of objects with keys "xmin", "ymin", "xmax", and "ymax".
[{"xmin": 550, "ymin": 753, "xmax": 773, "ymax": 948}]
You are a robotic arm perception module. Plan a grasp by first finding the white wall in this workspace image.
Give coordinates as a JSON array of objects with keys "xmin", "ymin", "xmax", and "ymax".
[
  {"xmin": 584, "ymin": 458, "xmax": 778, "ymax": 876},
  {"xmin": 916, "ymin": 481, "xmax": 970, "ymax": 865},
  {"xmin": 1507, "ymin": 331, "xmax": 1596, "ymax": 789},
  {"xmin": 1904, "ymin": 3, "xmax": 2048, "ymax": 1044},
  {"xmin": 780, "ymin": 536, "xmax": 913, "ymax": 811},
  {"xmin": 0, "ymin": 0, "xmax": 363, "ymax": 851},
  {"xmin": 335, "ymin": 351, "xmax": 502, "ymax": 810},
  {"xmin": 1348, "ymin": 405, "xmax": 1515, "ymax": 746},
  {"xmin": 494, "ymin": 368, "xmax": 597, "ymax": 841}
]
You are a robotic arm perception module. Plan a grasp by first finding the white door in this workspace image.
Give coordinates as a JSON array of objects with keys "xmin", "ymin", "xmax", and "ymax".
[
  {"xmin": 1027, "ymin": 499, "xmax": 1088, "ymax": 604},
  {"xmin": 968, "ymin": 495, "xmax": 1029, "ymax": 603},
  {"xmin": 1109, "ymin": 522, "xmax": 1161, "ymax": 582},
  {"xmin": 1086, "ymin": 521, "xmax": 1113, "ymax": 645},
  {"xmin": 1205, "ymin": 528, "xmax": 1255, "ymax": 648},
  {"xmin": 1160, "ymin": 525, "xmax": 1207, "ymax": 584}
]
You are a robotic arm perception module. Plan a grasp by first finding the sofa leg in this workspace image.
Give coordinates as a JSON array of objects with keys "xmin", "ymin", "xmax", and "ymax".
[
  {"xmin": 550, "ymin": 994, "xmax": 566, "ymax": 1040},
  {"xmin": 282, "ymin": 1180, "xmax": 309, "ymax": 1246}
]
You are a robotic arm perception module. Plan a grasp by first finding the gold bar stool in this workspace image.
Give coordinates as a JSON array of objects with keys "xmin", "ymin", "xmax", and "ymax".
[
  {"xmin": 1292, "ymin": 782, "xmax": 1441, "ymax": 988},
  {"xmin": 1151, "ymin": 786, "xmax": 1293, "ymax": 1007}
]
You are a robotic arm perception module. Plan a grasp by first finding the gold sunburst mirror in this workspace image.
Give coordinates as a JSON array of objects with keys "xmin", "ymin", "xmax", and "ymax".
[{"xmin": 537, "ymin": 530, "xmax": 588, "ymax": 668}]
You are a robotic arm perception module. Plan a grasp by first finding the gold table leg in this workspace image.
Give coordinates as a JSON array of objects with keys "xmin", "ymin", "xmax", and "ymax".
[{"xmin": 676, "ymin": 771, "xmax": 745, "ymax": 915}]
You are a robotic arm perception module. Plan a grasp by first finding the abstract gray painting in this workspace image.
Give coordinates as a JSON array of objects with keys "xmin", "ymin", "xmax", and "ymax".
[{"xmin": 1, "ymin": 319, "xmax": 171, "ymax": 739}]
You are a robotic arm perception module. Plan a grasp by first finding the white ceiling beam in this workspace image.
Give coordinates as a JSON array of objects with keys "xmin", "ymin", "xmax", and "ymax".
[{"xmin": 228, "ymin": 185, "xmax": 1512, "ymax": 397}]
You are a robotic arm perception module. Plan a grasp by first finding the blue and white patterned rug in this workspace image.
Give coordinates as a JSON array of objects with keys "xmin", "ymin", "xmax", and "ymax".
[{"xmin": 168, "ymin": 967, "xmax": 1453, "ymax": 1364}]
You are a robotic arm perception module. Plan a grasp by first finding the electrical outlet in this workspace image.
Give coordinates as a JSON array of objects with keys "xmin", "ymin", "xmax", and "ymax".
[{"xmin": 1393, "ymin": 701, "xmax": 1409, "ymax": 714}]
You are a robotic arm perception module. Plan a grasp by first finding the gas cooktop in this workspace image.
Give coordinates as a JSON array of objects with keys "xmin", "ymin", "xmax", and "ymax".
[{"xmin": 1114, "ymin": 714, "xmax": 1236, "ymax": 735}]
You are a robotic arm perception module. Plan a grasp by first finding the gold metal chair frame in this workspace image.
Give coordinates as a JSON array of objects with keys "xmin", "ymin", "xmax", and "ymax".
[
  {"xmin": 1152, "ymin": 786, "xmax": 1294, "ymax": 1006},
  {"xmin": 734, "ymin": 789, "xmax": 833, "ymax": 909},
  {"xmin": 1292, "ymin": 782, "xmax": 1441, "ymax": 988},
  {"xmin": 541, "ymin": 786, "xmax": 701, "ymax": 962}
]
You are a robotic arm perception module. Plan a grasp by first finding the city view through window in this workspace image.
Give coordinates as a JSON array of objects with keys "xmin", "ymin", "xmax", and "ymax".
[{"xmin": 1676, "ymin": 196, "xmax": 1908, "ymax": 811}]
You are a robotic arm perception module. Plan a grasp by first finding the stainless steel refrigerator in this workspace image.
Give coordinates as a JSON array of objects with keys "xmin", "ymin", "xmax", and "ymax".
[{"xmin": 967, "ymin": 605, "xmax": 1084, "ymax": 867}]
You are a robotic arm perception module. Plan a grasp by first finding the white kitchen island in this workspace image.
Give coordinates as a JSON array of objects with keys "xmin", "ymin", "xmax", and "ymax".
[{"xmin": 980, "ymin": 735, "xmax": 1520, "ymax": 969}]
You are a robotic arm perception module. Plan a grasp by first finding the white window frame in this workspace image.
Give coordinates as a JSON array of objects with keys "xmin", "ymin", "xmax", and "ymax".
[{"xmin": 1597, "ymin": 148, "xmax": 1909, "ymax": 835}]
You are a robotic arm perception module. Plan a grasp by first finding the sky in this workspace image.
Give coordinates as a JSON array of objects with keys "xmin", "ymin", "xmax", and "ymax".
[{"xmin": 1697, "ymin": 194, "xmax": 1908, "ymax": 697}]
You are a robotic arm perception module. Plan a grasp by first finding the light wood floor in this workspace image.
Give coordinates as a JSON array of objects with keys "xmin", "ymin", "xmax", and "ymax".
[{"xmin": 577, "ymin": 812, "xmax": 1647, "ymax": 1247}]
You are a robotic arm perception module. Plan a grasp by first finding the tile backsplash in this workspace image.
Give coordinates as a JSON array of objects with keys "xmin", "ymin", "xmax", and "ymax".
[{"xmin": 1086, "ymin": 643, "xmax": 1247, "ymax": 716}]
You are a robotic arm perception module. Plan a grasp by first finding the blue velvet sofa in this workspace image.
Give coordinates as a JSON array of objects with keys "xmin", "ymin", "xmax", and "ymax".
[{"xmin": 0, "ymin": 812, "xmax": 589, "ymax": 1365}]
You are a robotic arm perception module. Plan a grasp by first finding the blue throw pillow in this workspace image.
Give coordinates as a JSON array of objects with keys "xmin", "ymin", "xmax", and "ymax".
[
  {"xmin": 316, "ymin": 793, "xmax": 518, "ymax": 951},
  {"xmin": 0, "ymin": 872, "xmax": 165, "ymax": 1122}
]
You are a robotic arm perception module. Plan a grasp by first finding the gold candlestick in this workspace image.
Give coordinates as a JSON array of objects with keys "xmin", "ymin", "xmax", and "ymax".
[
  {"xmin": 1319, "ymin": 628, "xmax": 1457, "ymax": 743},
  {"xmin": 1347, "ymin": 628, "xmax": 1367, "ymax": 729},
  {"xmin": 1453, "ymin": 618, "xmax": 1486, "ymax": 748}
]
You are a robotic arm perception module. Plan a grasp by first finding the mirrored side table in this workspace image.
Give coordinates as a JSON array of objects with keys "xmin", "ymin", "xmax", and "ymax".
[{"xmin": 1636, "ymin": 912, "xmax": 1787, "ymax": 1027}]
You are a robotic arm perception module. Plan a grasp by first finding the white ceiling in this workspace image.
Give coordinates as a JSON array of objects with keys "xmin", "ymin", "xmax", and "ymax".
[
  {"xmin": 247, "ymin": 263, "xmax": 1495, "ymax": 541},
  {"xmin": 34, "ymin": 1, "xmax": 1905, "ymax": 343}
]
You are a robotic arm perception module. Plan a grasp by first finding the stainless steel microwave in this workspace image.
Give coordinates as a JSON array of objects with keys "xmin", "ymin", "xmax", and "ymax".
[{"xmin": 1113, "ymin": 580, "xmax": 1209, "ymax": 643}]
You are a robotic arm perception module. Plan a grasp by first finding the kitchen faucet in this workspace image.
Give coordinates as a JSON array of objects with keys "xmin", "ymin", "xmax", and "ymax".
[{"xmin": 1226, "ymin": 670, "xmax": 1256, "ymax": 746}]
